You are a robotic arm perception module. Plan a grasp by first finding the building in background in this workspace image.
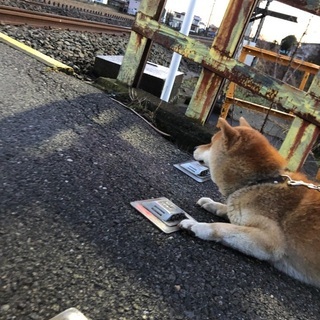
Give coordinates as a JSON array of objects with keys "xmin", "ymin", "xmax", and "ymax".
[
  {"xmin": 94, "ymin": 0, "xmax": 108, "ymax": 4},
  {"xmin": 127, "ymin": 0, "xmax": 140, "ymax": 15},
  {"xmin": 108, "ymin": 0, "xmax": 128, "ymax": 12},
  {"xmin": 169, "ymin": 12, "xmax": 202, "ymax": 34}
]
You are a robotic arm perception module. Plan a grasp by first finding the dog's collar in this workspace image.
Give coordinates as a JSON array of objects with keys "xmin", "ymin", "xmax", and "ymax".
[
  {"xmin": 248, "ymin": 175, "xmax": 287, "ymax": 187},
  {"xmin": 249, "ymin": 175, "xmax": 320, "ymax": 191}
]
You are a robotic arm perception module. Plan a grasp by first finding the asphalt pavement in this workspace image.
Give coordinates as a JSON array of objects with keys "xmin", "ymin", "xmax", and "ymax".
[{"xmin": 1, "ymin": 41, "xmax": 320, "ymax": 320}]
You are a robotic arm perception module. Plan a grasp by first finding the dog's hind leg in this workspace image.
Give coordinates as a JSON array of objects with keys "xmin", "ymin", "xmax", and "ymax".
[
  {"xmin": 179, "ymin": 220, "xmax": 284, "ymax": 261},
  {"xmin": 197, "ymin": 197, "xmax": 228, "ymax": 220}
]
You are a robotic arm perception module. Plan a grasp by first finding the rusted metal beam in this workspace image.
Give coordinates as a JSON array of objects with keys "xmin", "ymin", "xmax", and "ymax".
[
  {"xmin": 279, "ymin": 72, "xmax": 320, "ymax": 170},
  {"xmin": 277, "ymin": 0, "xmax": 320, "ymax": 16},
  {"xmin": 117, "ymin": 0, "xmax": 166, "ymax": 87},
  {"xmin": 220, "ymin": 45, "xmax": 318, "ymax": 120},
  {"xmin": 186, "ymin": 0, "xmax": 259, "ymax": 123},
  {"xmin": 225, "ymin": 97, "xmax": 295, "ymax": 120},
  {"xmin": 132, "ymin": 13, "xmax": 320, "ymax": 127},
  {"xmin": 242, "ymin": 45, "xmax": 319, "ymax": 75}
]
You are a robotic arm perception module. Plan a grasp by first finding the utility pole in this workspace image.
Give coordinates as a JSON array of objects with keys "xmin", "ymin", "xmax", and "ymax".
[{"xmin": 207, "ymin": 0, "xmax": 216, "ymax": 28}]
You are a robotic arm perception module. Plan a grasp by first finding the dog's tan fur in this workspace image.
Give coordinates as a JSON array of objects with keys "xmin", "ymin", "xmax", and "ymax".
[{"xmin": 179, "ymin": 117, "xmax": 320, "ymax": 287}]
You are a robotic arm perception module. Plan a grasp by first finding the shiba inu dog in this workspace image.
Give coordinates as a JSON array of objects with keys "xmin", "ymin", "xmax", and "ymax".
[{"xmin": 179, "ymin": 117, "xmax": 320, "ymax": 287}]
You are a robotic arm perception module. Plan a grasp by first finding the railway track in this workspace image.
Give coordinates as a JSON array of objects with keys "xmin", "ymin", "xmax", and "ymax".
[
  {"xmin": 0, "ymin": 4, "xmax": 213, "ymax": 44},
  {"xmin": 0, "ymin": 5, "xmax": 132, "ymax": 33},
  {"xmin": 25, "ymin": 0, "xmax": 133, "ymax": 22}
]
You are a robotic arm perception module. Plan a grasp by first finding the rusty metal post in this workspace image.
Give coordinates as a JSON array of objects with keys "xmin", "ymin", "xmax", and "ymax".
[
  {"xmin": 299, "ymin": 71, "xmax": 310, "ymax": 91},
  {"xmin": 279, "ymin": 71, "xmax": 320, "ymax": 171},
  {"xmin": 220, "ymin": 50, "xmax": 247, "ymax": 119},
  {"xmin": 279, "ymin": 117, "xmax": 319, "ymax": 171},
  {"xmin": 185, "ymin": 0, "xmax": 259, "ymax": 124},
  {"xmin": 117, "ymin": 0, "xmax": 166, "ymax": 87},
  {"xmin": 220, "ymin": 82, "xmax": 236, "ymax": 119}
]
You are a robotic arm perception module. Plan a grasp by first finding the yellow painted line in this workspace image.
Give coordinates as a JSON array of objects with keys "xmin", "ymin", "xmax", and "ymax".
[{"xmin": 0, "ymin": 32, "xmax": 74, "ymax": 74}]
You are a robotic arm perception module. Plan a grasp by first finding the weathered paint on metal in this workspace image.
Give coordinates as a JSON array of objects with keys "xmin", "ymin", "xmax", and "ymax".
[
  {"xmin": 219, "ymin": 52, "xmax": 247, "ymax": 120},
  {"xmin": 133, "ymin": 13, "xmax": 320, "ymax": 127},
  {"xmin": 212, "ymin": 4, "xmax": 253, "ymax": 55},
  {"xmin": 279, "ymin": 71, "xmax": 320, "ymax": 170},
  {"xmin": 220, "ymin": 46, "xmax": 317, "ymax": 121},
  {"xmin": 120, "ymin": 0, "xmax": 320, "ymax": 171},
  {"xmin": 279, "ymin": 117, "xmax": 320, "ymax": 171},
  {"xmin": 295, "ymin": 71, "xmax": 320, "ymax": 127},
  {"xmin": 277, "ymin": 0, "xmax": 320, "ymax": 15},
  {"xmin": 138, "ymin": 0, "xmax": 166, "ymax": 17},
  {"xmin": 132, "ymin": 13, "xmax": 203, "ymax": 63},
  {"xmin": 186, "ymin": 0, "xmax": 259, "ymax": 123},
  {"xmin": 186, "ymin": 70, "xmax": 224, "ymax": 121},
  {"xmin": 299, "ymin": 72, "xmax": 310, "ymax": 90},
  {"xmin": 117, "ymin": 0, "xmax": 166, "ymax": 86},
  {"xmin": 117, "ymin": 32, "xmax": 148, "ymax": 85},
  {"xmin": 220, "ymin": 100, "xmax": 232, "ymax": 120},
  {"xmin": 219, "ymin": 82, "xmax": 235, "ymax": 119},
  {"xmin": 309, "ymin": 69, "xmax": 320, "ymax": 98}
]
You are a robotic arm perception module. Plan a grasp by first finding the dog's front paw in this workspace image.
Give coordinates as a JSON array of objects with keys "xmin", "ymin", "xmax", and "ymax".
[
  {"xmin": 179, "ymin": 219, "xmax": 197, "ymax": 230},
  {"xmin": 179, "ymin": 220, "xmax": 214, "ymax": 240},
  {"xmin": 196, "ymin": 197, "xmax": 228, "ymax": 218},
  {"xmin": 197, "ymin": 197, "xmax": 215, "ymax": 207}
]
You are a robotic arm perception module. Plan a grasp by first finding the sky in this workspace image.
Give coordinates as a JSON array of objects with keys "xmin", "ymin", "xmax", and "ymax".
[{"xmin": 164, "ymin": 0, "xmax": 320, "ymax": 44}]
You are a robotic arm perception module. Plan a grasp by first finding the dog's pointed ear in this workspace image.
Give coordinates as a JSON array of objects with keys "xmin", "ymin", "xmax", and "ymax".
[
  {"xmin": 239, "ymin": 117, "xmax": 251, "ymax": 128},
  {"xmin": 217, "ymin": 118, "xmax": 240, "ymax": 150}
]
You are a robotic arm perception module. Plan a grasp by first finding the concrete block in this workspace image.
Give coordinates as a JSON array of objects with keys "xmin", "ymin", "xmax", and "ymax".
[{"xmin": 94, "ymin": 55, "xmax": 184, "ymax": 100}]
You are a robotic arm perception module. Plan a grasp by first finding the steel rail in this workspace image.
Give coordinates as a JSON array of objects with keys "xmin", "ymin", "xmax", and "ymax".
[
  {"xmin": 0, "ymin": 5, "xmax": 132, "ymax": 33},
  {"xmin": 25, "ymin": 0, "xmax": 134, "ymax": 21}
]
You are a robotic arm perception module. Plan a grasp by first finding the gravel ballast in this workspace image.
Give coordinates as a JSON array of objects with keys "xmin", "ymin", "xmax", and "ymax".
[{"xmin": 0, "ymin": 24, "xmax": 201, "ymax": 81}]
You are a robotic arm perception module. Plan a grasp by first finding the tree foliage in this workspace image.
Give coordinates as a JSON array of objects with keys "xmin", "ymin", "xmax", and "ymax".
[{"xmin": 280, "ymin": 35, "xmax": 297, "ymax": 55}]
